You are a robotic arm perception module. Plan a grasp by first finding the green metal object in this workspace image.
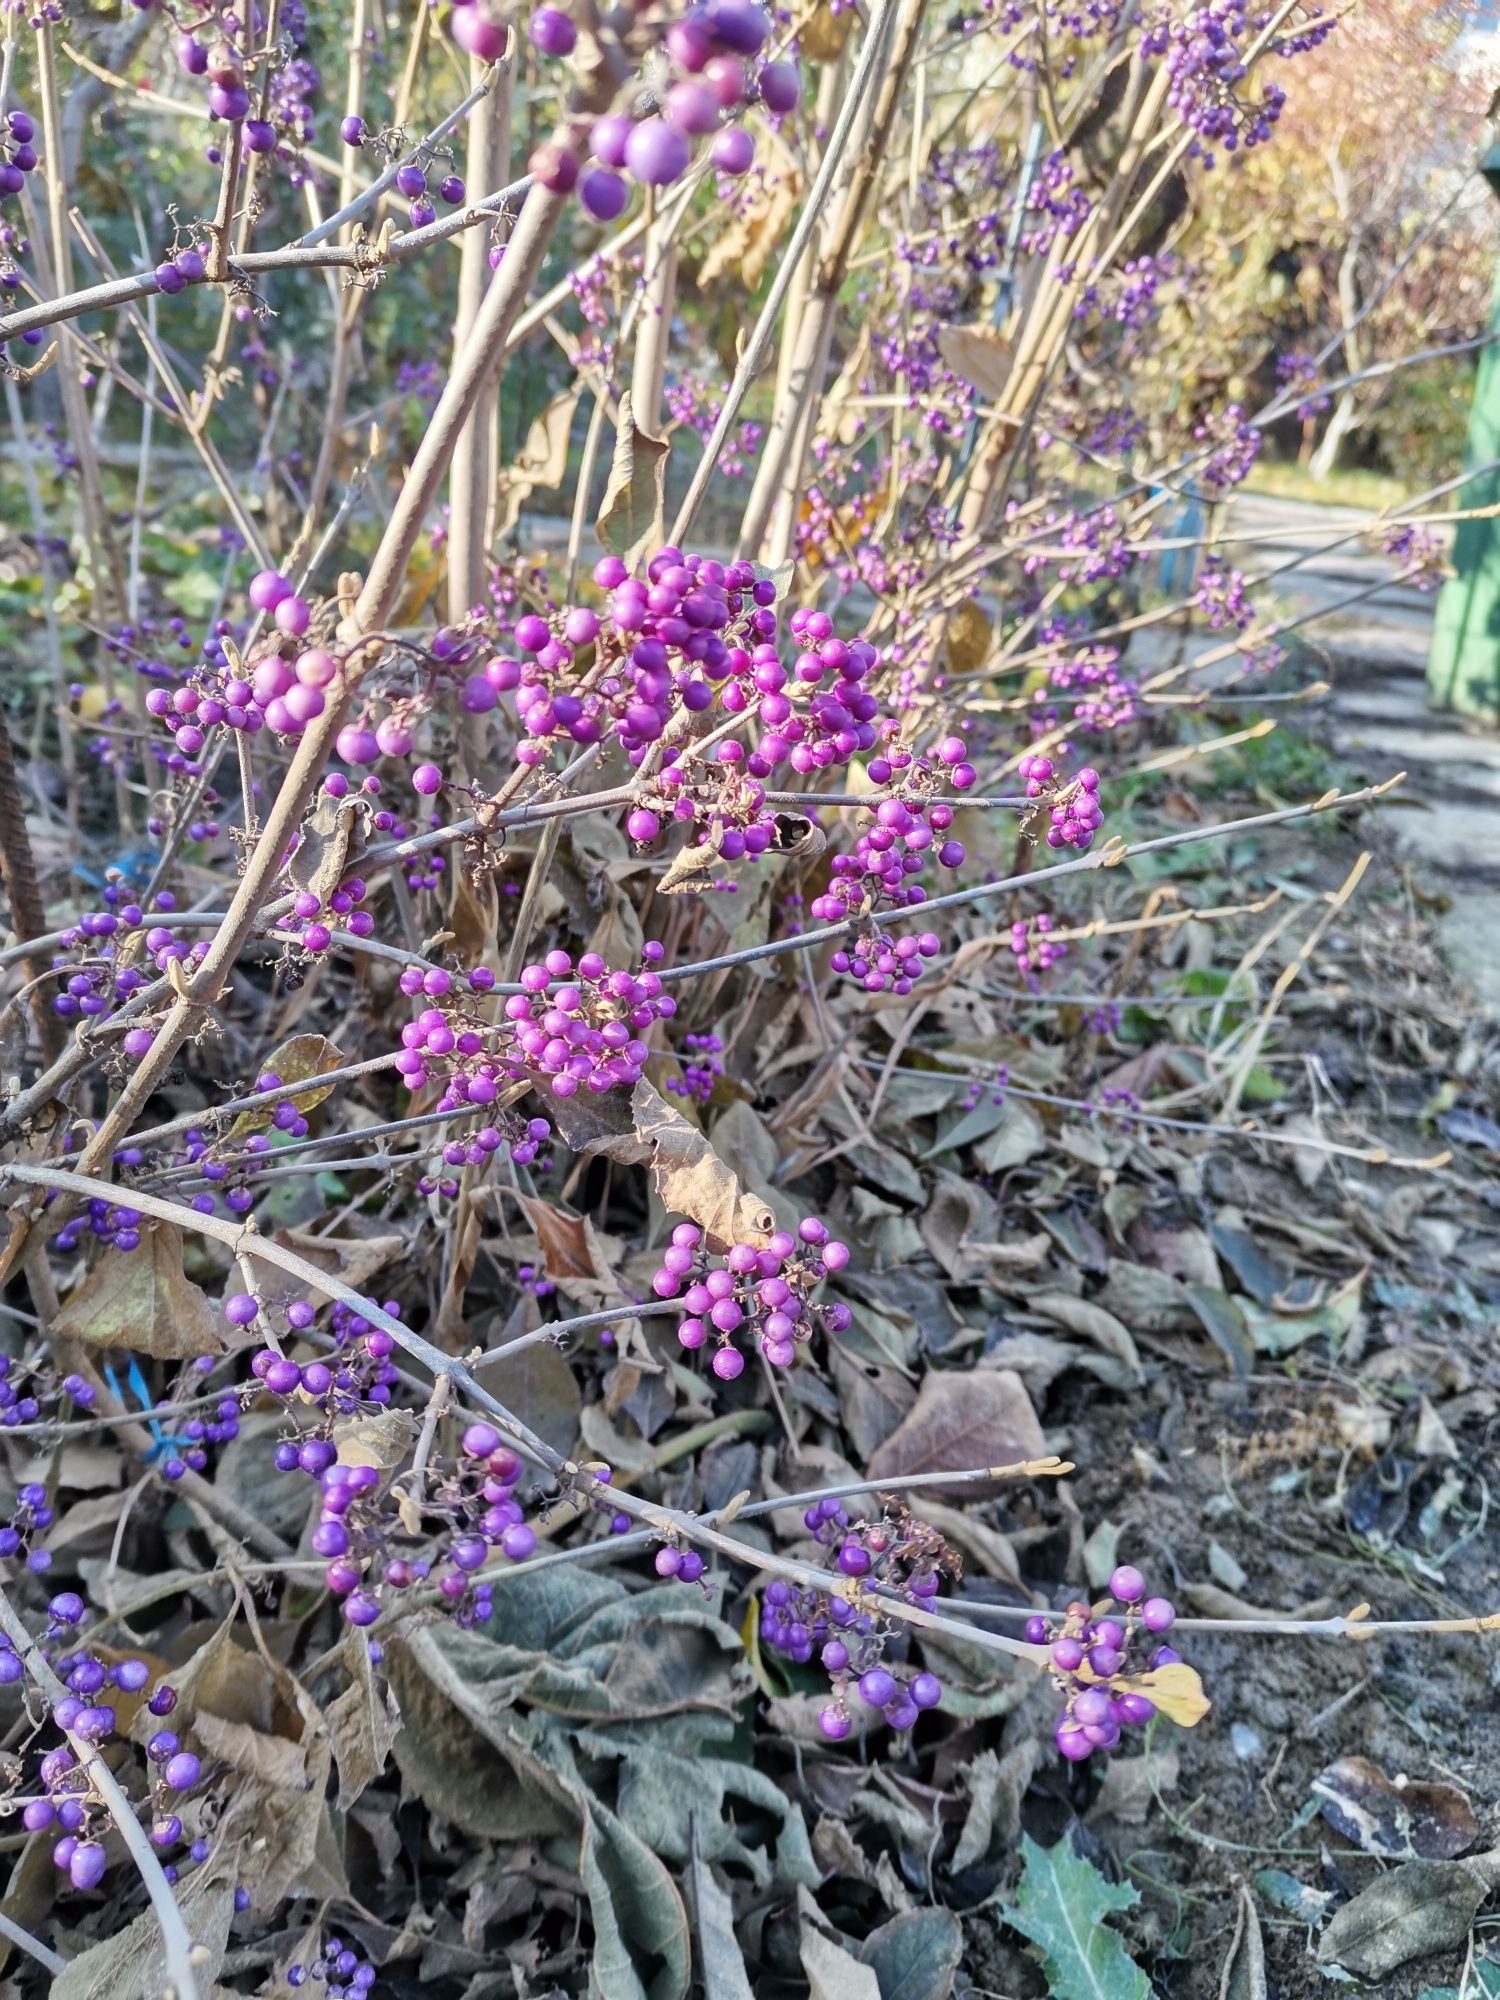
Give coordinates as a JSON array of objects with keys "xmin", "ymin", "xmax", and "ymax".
[{"xmin": 1428, "ymin": 153, "xmax": 1500, "ymax": 723}]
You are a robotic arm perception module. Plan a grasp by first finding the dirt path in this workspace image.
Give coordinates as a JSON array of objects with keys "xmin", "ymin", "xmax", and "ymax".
[{"xmin": 1225, "ymin": 492, "xmax": 1500, "ymax": 1013}]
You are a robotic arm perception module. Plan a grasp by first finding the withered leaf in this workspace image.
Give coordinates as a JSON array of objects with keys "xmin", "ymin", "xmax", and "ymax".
[
  {"xmin": 1121, "ymin": 1661, "xmax": 1211, "ymax": 1729},
  {"xmin": 866, "ymin": 1369, "xmax": 1045, "ymax": 1499},
  {"xmin": 494, "ymin": 387, "xmax": 582, "ymax": 540},
  {"xmin": 551, "ymin": 1078, "xmax": 774, "ymax": 1249},
  {"xmin": 1313, "ymin": 1756, "xmax": 1479, "ymax": 1862},
  {"xmin": 54, "ymin": 1222, "xmax": 223, "ymax": 1359},
  {"xmin": 285, "ymin": 793, "xmax": 366, "ymax": 908},
  {"xmin": 52, "ymin": 1870, "xmax": 236, "ymax": 2000},
  {"xmin": 228, "ymin": 1033, "xmax": 344, "ymax": 1139},
  {"xmin": 269, "ymin": 1227, "xmax": 405, "ymax": 1300},
  {"xmin": 1218, "ymin": 1885, "xmax": 1268, "ymax": 2000},
  {"xmin": 1318, "ymin": 1860, "xmax": 1490, "ymax": 1980},
  {"xmin": 326, "ymin": 1627, "xmax": 401, "ymax": 1810},
  {"xmin": 597, "ymin": 389, "xmax": 668, "ymax": 565},
  {"xmin": 937, "ymin": 323, "xmax": 1015, "ymax": 401}
]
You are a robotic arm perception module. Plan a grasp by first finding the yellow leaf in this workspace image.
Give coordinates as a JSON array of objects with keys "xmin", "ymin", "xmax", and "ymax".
[
  {"xmin": 228, "ymin": 1033, "xmax": 344, "ymax": 1140},
  {"xmin": 946, "ymin": 598, "xmax": 993, "ymax": 675},
  {"xmin": 1127, "ymin": 1661, "xmax": 1211, "ymax": 1728}
]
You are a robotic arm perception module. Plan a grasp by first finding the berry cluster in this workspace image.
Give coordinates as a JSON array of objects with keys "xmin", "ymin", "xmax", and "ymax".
[
  {"xmin": 275, "ymin": 1386, "xmax": 538, "ymax": 1627},
  {"xmin": 453, "ymin": 1, "xmax": 795, "ymax": 209},
  {"xmin": 1009, "ymin": 911, "xmax": 1066, "ymax": 978},
  {"xmin": 393, "ymin": 945, "xmax": 673, "ymax": 1107},
  {"xmin": 47, "ymin": 891, "xmax": 185, "ymax": 1038},
  {"xmin": 759, "ymin": 1500, "xmax": 956, "ymax": 1738},
  {"xmin": 287, "ymin": 1936, "xmax": 377, "ymax": 1997},
  {"xmin": 665, "ymin": 1030, "xmax": 725, "ymax": 1104},
  {"xmin": 1145, "ymin": 4, "xmax": 1289, "ymax": 165},
  {"xmin": 503, "ymin": 945, "xmax": 675, "ymax": 1098},
  {"xmin": 1025, "ymin": 1562, "xmax": 1182, "ymax": 1762},
  {"xmin": 1019, "ymin": 754, "xmax": 1105, "ymax": 850},
  {"xmin": 651, "ymin": 1219, "xmax": 852, "ymax": 1378},
  {"xmin": 0, "ymin": 1481, "xmax": 55, "ymax": 1574},
  {"xmin": 6, "ymin": 1595, "xmax": 205, "ymax": 1891},
  {"xmin": 814, "ymin": 736, "xmax": 975, "ymax": 994},
  {"xmin": 0, "ymin": 108, "xmax": 40, "ymax": 209}
]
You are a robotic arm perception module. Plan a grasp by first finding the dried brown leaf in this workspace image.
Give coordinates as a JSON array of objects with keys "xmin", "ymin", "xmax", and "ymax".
[
  {"xmin": 866, "ymin": 1369, "xmax": 1045, "ymax": 1499},
  {"xmin": 54, "ymin": 1222, "xmax": 223, "ymax": 1359},
  {"xmin": 937, "ymin": 324, "xmax": 1015, "ymax": 401},
  {"xmin": 597, "ymin": 389, "xmax": 668, "ymax": 565}
]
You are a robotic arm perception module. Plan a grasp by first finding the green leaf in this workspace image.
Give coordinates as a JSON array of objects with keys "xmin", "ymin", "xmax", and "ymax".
[
  {"xmin": 1001, "ymin": 1833, "xmax": 1151, "ymax": 2000},
  {"xmin": 597, "ymin": 389, "xmax": 669, "ymax": 564},
  {"xmin": 1238, "ymin": 1063, "xmax": 1285, "ymax": 1105},
  {"xmin": 1254, "ymin": 1867, "xmax": 1333, "ymax": 1925},
  {"xmin": 1416, "ymin": 1958, "xmax": 1500, "ymax": 2000},
  {"xmin": 1240, "ymin": 1277, "xmax": 1362, "ymax": 1356}
]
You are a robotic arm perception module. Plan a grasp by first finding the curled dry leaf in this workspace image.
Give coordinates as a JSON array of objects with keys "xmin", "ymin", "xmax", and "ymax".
[
  {"xmin": 552, "ymin": 1076, "xmax": 774, "ymax": 1249},
  {"xmin": 596, "ymin": 389, "xmax": 669, "ymax": 566}
]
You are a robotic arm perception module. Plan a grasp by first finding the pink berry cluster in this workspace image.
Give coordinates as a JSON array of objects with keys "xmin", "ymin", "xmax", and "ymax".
[
  {"xmin": 1025, "ymin": 1562, "xmax": 1182, "ymax": 1763},
  {"xmin": 1018, "ymin": 752, "xmax": 1104, "ymax": 851},
  {"xmin": 393, "ymin": 946, "xmax": 674, "ymax": 1106},
  {"xmin": 652, "ymin": 1218, "xmax": 853, "ymax": 1379},
  {"xmin": 760, "ymin": 1500, "xmax": 957, "ymax": 1739},
  {"xmin": 1009, "ymin": 910, "xmax": 1065, "ymax": 978},
  {"xmin": 814, "ymin": 735, "xmax": 975, "ymax": 993},
  {"xmin": 142, "ymin": 567, "xmax": 333, "ymax": 750},
  {"xmin": 449, "ymin": 1, "xmax": 797, "ymax": 212},
  {"xmin": 503, "ymin": 943, "xmax": 676, "ymax": 1098}
]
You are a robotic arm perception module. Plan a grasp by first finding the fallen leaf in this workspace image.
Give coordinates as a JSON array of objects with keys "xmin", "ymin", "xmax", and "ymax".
[
  {"xmin": 855, "ymin": 1907, "xmax": 963, "ymax": 2000},
  {"xmin": 1318, "ymin": 1859, "xmax": 1490, "ymax": 1979},
  {"xmin": 1030, "ymin": 1292, "xmax": 1142, "ymax": 1381},
  {"xmin": 691, "ymin": 1850, "xmax": 754, "ymax": 2000},
  {"xmin": 52, "ymin": 1870, "xmax": 236, "ymax": 2000},
  {"xmin": 802, "ymin": 1922, "xmax": 881, "ymax": 2000},
  {"xmin": 1185, "ymin": 1583, "xmax": 1336, "ymax": 1623},
  {"xmin": 1090, "ymin": 1748, "xmax": 1180, "ymax": 1826},
  {"xmin": 1312, "ymin": 1756, "xmax": 1479, "ymax": 1861},
  {"xmin": 268, "ymin": 1227, "xmax": 405, "ymax": 1300},
  {"xmin": 867, "ymin": 1369, "xmax": 1045, "ymax": 1499},
  {"xmin": 1185, "ymin": 1285, "xmax": 1254, "ymax": 1375},
  {"xmin": 1219, "ymin": 1885, "xmax": 1268, "ymax": 2000},
  {"xmin": 54, "ymin": 1222, "xmax": 223, "ymax": 1359}
]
